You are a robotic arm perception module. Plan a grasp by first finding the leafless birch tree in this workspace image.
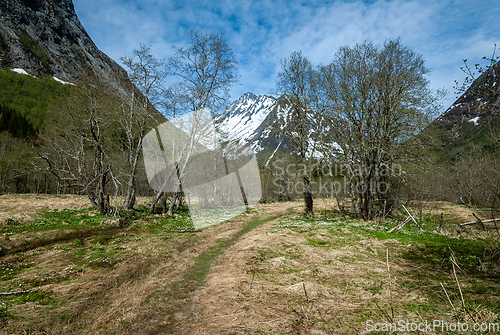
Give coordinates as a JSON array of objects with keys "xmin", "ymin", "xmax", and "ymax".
[
  {"xmin": 273, "ymin": 51, "xmax": 329, "ymax": 217},
  {"xmin": 120, "ymin": 44, "xmax": 165, "ymax": 210},
  {"xmin": 38, "ymin": 79, "xmax": 115, "ymax": 214},
  {"xmin": 149, "ymin": 31, "xmax": 238, "ymax": 213}
]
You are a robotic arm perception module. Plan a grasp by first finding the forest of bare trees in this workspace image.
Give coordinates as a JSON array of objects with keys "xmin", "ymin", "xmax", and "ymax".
[{"xmin": 1, "ymin": 33, "xmax": 498, "ymax": 221}]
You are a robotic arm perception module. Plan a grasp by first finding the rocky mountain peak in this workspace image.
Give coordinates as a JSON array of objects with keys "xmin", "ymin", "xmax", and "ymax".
[
  {"xmin": 217, "ymin": 93, "xmax": 276, "ymax": 149},
  {"xmin": 438, "ymin": 62, "xmax": 500, "ymax": 124},
  {"xmin": 240, "ymin": 92, "xmax": 258, "ymax": 100}
]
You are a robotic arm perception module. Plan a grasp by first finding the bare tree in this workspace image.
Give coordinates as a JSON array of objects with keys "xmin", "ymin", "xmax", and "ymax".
[
  {"xmin": 166, "ymin": 31, "xmax": 238, "ymax": 113},
  {"xmin": 38, "ymin": 79, "xmax": 115, "ymax": 214},
  {"xmin": 273, "ymin": 51, "xmax": 329, "ymax": 217},
  {"xmin": 149, "ymin": 31, "xmax": 238, "ymax": 213},
  {"xmin": 120, "ymin": 44, "xmax": 165, "ymax": 210},
  {"xmin": 454, "ymin": 44, "xmax": 499, "ymax": 98},
  {"xmin": 323, "ymin": 39, "xmax": 442, "ymax": 220},
  {"xmin": 453, "ymin": 145, "xmax": 500, "ymax": 207},
  {"xmin": 37, "ymin": 49, "xmax": 165, "ymax": 214}
]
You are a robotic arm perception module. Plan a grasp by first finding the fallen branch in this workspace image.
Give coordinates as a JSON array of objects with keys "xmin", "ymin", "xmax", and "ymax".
[
  {"xmin": 302, "ymin": 282, "xmax": 309, "ymax": 302},
  {"xmin": 439, "ymin": 282, "xmax": 455, "ymax": 311},
  {"xmin": 0, "ymin": 288, "xmax": 36, "ymax": 296},
  {"xmin": 452, "ymin": 261, "xmax": 466, "ymax": 320},
  {"xmin": 388, "ymin": 217, "xmax": 410, "ymax": 233},
  {"xmin": 452, "ymin": 260, "xmax": 475, "ymax": 322},
  {"xmin": 460, "ymin": 217, "xmax": 500, "ymax": 227},
  {"xmin": 473, "ymin": 213, "xmax": 486, "ymax": 231},
  {"xmin": 389, "ymin": 205, "xmax": 423, "ymax": 233},
  {"xmin": 402, "ymin": 205, "xmax": 422, "ymax": 231}
]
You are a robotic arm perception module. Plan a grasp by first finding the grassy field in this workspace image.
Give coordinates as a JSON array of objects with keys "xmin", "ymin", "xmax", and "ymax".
[{"xmin": 0, "ymin": 195, "xmax": 499, "ymax": 334}]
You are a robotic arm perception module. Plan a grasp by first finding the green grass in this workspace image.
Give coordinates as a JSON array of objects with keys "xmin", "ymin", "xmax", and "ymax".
[
  {"xmin": 0, "ymin": 69, "xmax": 73, "ymax": 131},
  {"xmin": 306, "ymin": 237, "xmax": 329, "ymax": 247},
  {"xmin": 2, "ymin": 208, "xmax": 107, "ymax": 235},
  {"xmin": 1, "ymin": 202, "xmax": 499, "ymax": 332},
  {"xmin": 277, "ymin": 213, "xmax": 499, "ymax": 278},
  {"xmin": 0, "ymin": 306, "xmax": 12, "ymax": 329},
  {"xmin": 0, "ymin": 68, "xmax": 77, "ymax": 192},
  {"xmin": 18, "ymin": 290, "xmax": 53, "ymax": 305},
  {"xmin": 0, "ymin": 257, "xmax": 34, "ymax": 281}
]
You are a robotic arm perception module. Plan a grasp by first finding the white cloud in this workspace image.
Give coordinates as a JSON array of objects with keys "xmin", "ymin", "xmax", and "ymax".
[{"xmin": 73, "ymin": 0, "xmax": 500, "ymax": 112}]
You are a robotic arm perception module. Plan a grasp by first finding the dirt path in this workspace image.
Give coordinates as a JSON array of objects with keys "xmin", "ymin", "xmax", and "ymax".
[
  {"xmin": 72, "ymin": 201, "xmax": 302, "ymax": 335},
  {"xmin": 175, "ymin": 199, "xmax": 404, "ymax": 335},
  {"xmin": 163, "ymin": 201, "xmax": 303, "ymax": 334},
  {"xmin": 178, "ymin": 203, "xmax": 304, "ymax": 334},
  {"xmin": 0, "ymin": 196, "xmax": 303, "ymax": 334},
  {"xmin": 5, "ymin": 196, "xmax": 494, "ymax": 334}
]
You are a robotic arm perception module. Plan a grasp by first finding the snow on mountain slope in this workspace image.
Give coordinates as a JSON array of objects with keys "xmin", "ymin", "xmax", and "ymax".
[
  {"xmin": 217, "ymin": 92, "xmax": 342, "ymax": 159},
  {"xmin": 216, "ymin": 92, "xmax": 276, "ymax": 149}
]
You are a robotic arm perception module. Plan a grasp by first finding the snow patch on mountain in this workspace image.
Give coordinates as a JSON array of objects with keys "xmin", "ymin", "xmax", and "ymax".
[
  {"xmin": 217, "ymin": 92, "xmax": 275, "ymax": 149},
  {"xmin": 12, "ymin": 68, "xmax": 29, "ymax": 75},
  {"xmin": 217, "ymin": 92, "xmax": 343, "ymax": 159},
  {"xmin": 53, "ymin": 76, "xmax": 76, "ymax": 86}
]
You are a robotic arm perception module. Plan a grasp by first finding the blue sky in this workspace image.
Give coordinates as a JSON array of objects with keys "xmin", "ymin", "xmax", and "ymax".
[{"xmin": 73, "ymin": 0, "xmax": 499, "ymax": 114}]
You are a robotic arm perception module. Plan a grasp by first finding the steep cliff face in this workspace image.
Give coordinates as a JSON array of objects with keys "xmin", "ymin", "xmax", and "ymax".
[{"xmin": 0, "ymin": 0, "xmax": 129, "ymax": 92}]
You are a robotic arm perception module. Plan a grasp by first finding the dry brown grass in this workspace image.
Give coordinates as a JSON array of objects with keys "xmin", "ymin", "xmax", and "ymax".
[
  {"xmin": 179, "ymin": 207, "xmax": 405, "ymax": 334},
  {"xmin": 0, "ymin": 196, "xmax": 299, "ymax": 334},
  {"xmin": 0, "ymin": 196, "xmax": 498, "ymax": 334}
]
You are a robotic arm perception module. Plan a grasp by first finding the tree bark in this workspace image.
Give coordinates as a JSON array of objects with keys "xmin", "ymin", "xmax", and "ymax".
[
  {"xmin": 167, "ymin": 192, "xmax": 178, "ymax": 216},
  {"xmin": 335, "ymin": 194, "xmax": 346, "ymax": 214},
  {"xmin": 150, "ymin": 190, "xmax": 164, "ymax": 213},
  {"xmin": 304, "ymin": 174, "xmax": 314, "ymax": 218}
]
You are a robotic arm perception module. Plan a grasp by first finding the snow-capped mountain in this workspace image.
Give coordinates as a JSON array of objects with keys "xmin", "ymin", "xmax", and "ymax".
[
  {"xmin": 217, "ymin": 92, "xmax": 342, "ymax": 160},
  {"xmin": 216, "ymin": 92, "xmax": 276, "ymax": 151}
]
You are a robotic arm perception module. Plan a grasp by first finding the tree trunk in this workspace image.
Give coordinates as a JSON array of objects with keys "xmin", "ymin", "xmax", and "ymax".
[
  {"xmin": 360, "ymin": 183, "xmax": 375, "ymax": 221},
  {"xmin": 352, "ymin": 195, "xmax": 360, "ymax": 217},
  {"xmin": 303, "ymin": 175, "xmax": 313, "ymax": 218},
  {"xmin": 149, "ymin": 166, "xmax": 180, "ymax": 213},
  {"xmin": 150, "ymin": 190, "xmax": 164, "ymax": 213},
  {"xmin": 123, "ymin": 176, "xmax": 136, "ymax": 210},
  {"xmin": 97, "ymin": 167, "xmax": 109, "ymax": 215},
  {"xmin": 335, "ymin": 194, "xmax": 346, "ymax": 214},
  {"xmin": 123, "ymin": 138, "xmax": 142, "ymax": 211},
  {"xmin": 161, "ymin": 192, "xmax": 168, "ymax": 211},
  {"xmin": 85, "ymin": 188, "xmax": 99, "ymax": 211},
  {"xmin": 175, "ymin": 193, "xmax": 183, "ymax": 210},
  {"xmin": 168, "ymin": 192, "xmax": 178, "ymax": 216}
]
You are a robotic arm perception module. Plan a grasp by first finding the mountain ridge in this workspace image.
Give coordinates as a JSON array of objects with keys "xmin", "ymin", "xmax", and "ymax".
[
  {"xmin": 217, "ymin": 92, "xmax": 340, "ymax": 161},
  {"xmin": 219, "ymin": 60, "xmax": 500, "ymax": 162}
]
